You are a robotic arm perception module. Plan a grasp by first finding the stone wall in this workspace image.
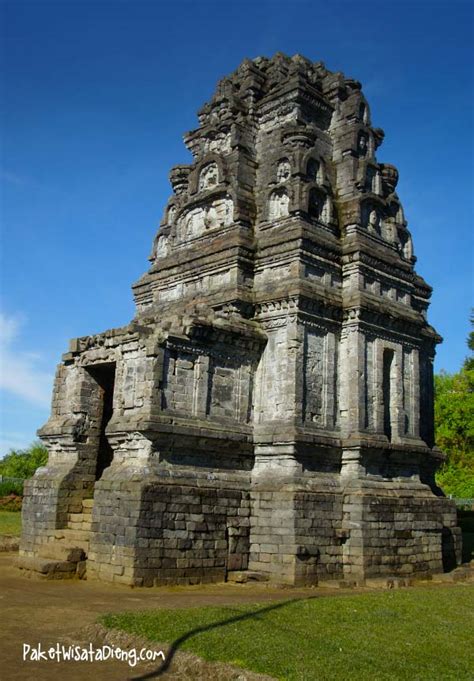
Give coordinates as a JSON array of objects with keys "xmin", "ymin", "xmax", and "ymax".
[{"xmin": 87, "ymin": 473, "xmax": 251, "ymax": 586}]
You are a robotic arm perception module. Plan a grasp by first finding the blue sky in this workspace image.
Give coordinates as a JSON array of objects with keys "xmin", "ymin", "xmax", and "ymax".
[{"xmin": 1, "ymin": 0, "xmax": 473, "ymax": 455}]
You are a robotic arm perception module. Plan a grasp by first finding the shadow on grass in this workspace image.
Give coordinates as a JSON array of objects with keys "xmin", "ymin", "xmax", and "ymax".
[{"xmin": 130, "ymin": 596, "xmax": 311, "ymax": 680}]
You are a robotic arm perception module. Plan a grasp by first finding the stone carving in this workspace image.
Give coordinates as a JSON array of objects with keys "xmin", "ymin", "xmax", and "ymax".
[
  {"xmin": 380, "ymin": 163, "xmax": 399, "ymax": 195},
  {"xmin": 20, "ymin": 53, "xmax": 459, "ymax": 589},
  {"xmin": 276, "ymin": 159, "xmax": 291, "ymax": 183},
  {"xmin": 322, "ymin": 196, "xmax": 332, "ymax": 223},
  {"xmin": 167, "ymin": 205, "xmax": 177, "ymax": 224},
  {"xmin": 367, "ymin": 207, "xmax": 381, "ymax": 234},
  {"xmin": 154, "ymin": 234, "xmax": 169, "ymax": 258},
  {"xmin": 170, "ymin": 165, "xmax": 190, "ymax": 194},
  {"xmin": 366, "ymin": 167, "xmax": 382, "ymax": 195},
  {"xmin": 401, "ymin": 232, "xmax": 414, "ymax": 260},
  {"xmin": 204, "ymin": 130, "xmax": 231, "ymax": 154},
  {"xmin": 358, "ymin": 132, "xmax": 368, "ymax": 156},
  {"xmin": 178, "ymin": 195, "xmax": 233, "ymax": 241},
  {"xmin": 269, "ymin": 188, "xmax": 289, "ymax": 219},
  {"xmin": 198, "ymin": 162, "xmax": 219, "ymax": 191}
]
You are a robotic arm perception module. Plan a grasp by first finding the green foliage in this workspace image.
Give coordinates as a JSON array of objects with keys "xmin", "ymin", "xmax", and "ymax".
[
  {"xmin": 436, "ymin": 462, "xmax": 474, "ymax": 499},
  {"xmin": 0, "ymin": 480, "xmax": 24, "ymax": 497},
  {"xmin": 102, "ymin": 587, "xmax": 474, "ymax": 680},
  {"xmin": 434, "ymin": 368, "xmax": 474, "ymax": 466},
  {"xmin": 434, "ymin": 316, "xmax": 474, "ymax": 498},
  {"xmin": 434, "ymin": 312, "xmax": 474, "ymax": 498},
  {"xmin": 0, "ymin": 441, "xmax": 48, "ymax": 480},
  {"xmin": 467, "ymin": 310, "xmax": 474, "ymax": 353},
  {"xmin": 464, "ymin": 309, "xmax": 474, "ymax": 371}
]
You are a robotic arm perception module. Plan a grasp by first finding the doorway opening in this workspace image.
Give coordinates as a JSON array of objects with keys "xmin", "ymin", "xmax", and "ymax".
[
  {"xmin": 382, "ymin": 349, "xmax": 394, "ymax": 441},
  {"xmin": 86, "ymin": 363, "xmax": 116, "ymax": 480}
]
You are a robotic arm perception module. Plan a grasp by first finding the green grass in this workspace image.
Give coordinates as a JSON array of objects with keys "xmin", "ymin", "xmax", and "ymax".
[
  {"xmin": 102, "ymin": 585, "xmax": 474, "ymax": 680},
  {"xmin": 0, "ymin": 511, "xmax": 22, "ymax": 535}
]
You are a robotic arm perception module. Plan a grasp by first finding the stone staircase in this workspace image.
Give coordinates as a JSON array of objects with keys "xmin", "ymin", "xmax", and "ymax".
[{"xmin": 18, "ymin": 498, "xmax": 93, "ymax": 579}]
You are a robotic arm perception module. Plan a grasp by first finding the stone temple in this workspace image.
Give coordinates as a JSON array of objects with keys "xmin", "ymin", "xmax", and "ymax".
[{"xmin": 20, "ymin": 54, "xmax": 461, "ymax": 586}]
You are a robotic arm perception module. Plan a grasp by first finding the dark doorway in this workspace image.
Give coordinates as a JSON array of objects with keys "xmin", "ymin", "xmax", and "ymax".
[
  {"xmin": 87, "ymin": 363, "xmax": 116, "ymax": 480},
  {"xmin": 383, "ymin": 349, "xmax": 394, "ymax": 441}
]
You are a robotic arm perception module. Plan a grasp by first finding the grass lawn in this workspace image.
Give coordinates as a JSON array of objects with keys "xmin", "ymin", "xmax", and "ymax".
[
  {"xmin": 0, "ymin": 511, "xmax": 22, "ymax": 536},
  {"xmin": 102, "ymin": 585, "xmax": 474, "ymax": 680}
]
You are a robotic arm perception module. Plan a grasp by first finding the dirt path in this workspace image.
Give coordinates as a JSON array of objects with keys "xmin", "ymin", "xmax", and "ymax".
[{"xmin": 0, "ymin": 553, "xmax": 325, "ymax": 680}]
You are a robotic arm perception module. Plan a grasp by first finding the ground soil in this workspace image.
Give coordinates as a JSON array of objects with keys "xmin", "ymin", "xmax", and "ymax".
[
  {"xmin": 3, "ymin": 552, "xmax": 470, "ymax": 680},
  {"xmin": 0, "ymin": 553, "xmax": 327, "ymax": 681}
]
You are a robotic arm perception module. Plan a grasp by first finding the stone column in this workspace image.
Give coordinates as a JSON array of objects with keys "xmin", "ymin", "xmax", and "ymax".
[{"xmin": 192, "ymin": 354, "xmax": 210, "ymax": 417}]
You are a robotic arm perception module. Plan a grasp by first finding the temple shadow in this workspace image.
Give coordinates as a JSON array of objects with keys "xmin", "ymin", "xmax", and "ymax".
[
  {"xmin": 441, "ymin": 527, "xmax": 458, "ymax": 572},
  {"xmin": 130, "ymin": 596, "xmax": 312, "ymax": 680}
]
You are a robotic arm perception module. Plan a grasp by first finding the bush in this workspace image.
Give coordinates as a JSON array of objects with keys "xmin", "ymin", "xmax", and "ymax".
[
  {"xmin": 0, "ymin": 441, "xmax": 48, "ymax": 479},
  {"xmin": 436, "ymin": 462, "xmax": 474, "ymax": 499},
  {"xmin": 0, "ymin": 494, "xmax": 22, "ymax": 512},
  {"xmin": 0, "ymin": 480, "xmax": 24, "ymax": 497}
]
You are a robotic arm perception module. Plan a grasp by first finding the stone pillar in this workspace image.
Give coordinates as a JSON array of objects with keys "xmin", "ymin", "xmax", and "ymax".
[
  {"xmin": 192, "ymin": 354, "xmax": 210, "ymax": 417},
  {"xmin": 339, "ymin": 324, "xmax": 366, "ymax": 436}
]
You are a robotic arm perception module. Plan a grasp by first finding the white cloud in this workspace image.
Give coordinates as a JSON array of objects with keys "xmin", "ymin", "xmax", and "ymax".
[
  {"xmin": 0, "ymin": 432, "xmax": 35, "ymax": 455},
  {"xmin": 0, "ymin": 169, "xmax": 29, "ymax": 186},
  {"xmin": 0, "ymin": 312, "xmax": 53, "ymax": 408}
]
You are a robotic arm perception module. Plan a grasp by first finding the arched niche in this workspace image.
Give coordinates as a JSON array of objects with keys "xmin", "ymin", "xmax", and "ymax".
[
  {"xmin": 399, "ymin": 231, "xmax": 414, "ymax": 260},
  {"xmin": 307, "ymin": 158, "xmax": 321, "ymax": 183},
  {"xmin": 308, "ymin": 187, "xmax": 326, "ymax": 221},
  {"xmin": 268, "ymin": 188, "xmax": 290, "ymax": 220},
  {"xmin": 154, "ymin": 233, "xmax": 170, "ymax": 258},
  {"xmin": 198, "ymin": 162, "xmax": 219, "ymax": 192},
  {"xmin": 363, "ymin": 204, "xmax": 382, "ymax": 236},
  {"xmin": 382, "ymin": 219, "xmax": 397, "ymax": 244},
  {"xmin": 177, "ymin": 194, "xmax": 234, "ymax": 241},
  {"xmin": 358, "ymin": 132, "xmax": 369, "ymax": 157},
  {"xmin": 396, "ymin": 205, "xmax": 406, "ymax": 225},
  {"xmin": 167, "ymin": 204, "xmax": 177, "ymax": 224},
  {"xmin": 366, "ymin": 167, "xmax": 382, "ymax": 195}
]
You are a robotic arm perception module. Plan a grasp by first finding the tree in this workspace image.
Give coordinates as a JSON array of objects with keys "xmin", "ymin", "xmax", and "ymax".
[
  {"xmin": 464, "ymin": 308, "xmax": 474, "ymax": 371},
  {"xmin": 435, "ymin": 313, "xmax": 474, "ymax": 498},
  {"xmin": 0, "ymin": 441, "xmax": 48, "ymax": 479}
]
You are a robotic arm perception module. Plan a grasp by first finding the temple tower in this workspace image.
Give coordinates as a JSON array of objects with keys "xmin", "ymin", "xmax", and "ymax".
[{"xmin": 20, "ymin": 54, "xmax": 461, "ymax": 585}]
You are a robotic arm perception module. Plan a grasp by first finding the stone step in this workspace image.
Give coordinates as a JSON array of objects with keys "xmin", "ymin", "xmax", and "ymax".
[
  {"xmin": 53, "ymin": 529, "xmax": 90, "ymax": 551},
  {"xmin": 68, "ymin": 513, "xmax": 91, "ymax": 523},
  {"xmin": 38, "ymin": 543, "xmax": 85, "ymax": 563},
  {"xmin": 432, "ymin": 566, "xmax": 474, "ymax": 583},
  {"xmin": 63, "ymin": 520, "xmax": 91, "ymax": 532},
  {"xmin": 67, "ymin": 518, "xmax": 92, "ymax": 532},
  {"xmin": 17, "ymin": 555, "xmax": 77, "ymax": 579},
  {"xmin": 227, "ymin": 570, "xmax": 269, "ymax": 583}
]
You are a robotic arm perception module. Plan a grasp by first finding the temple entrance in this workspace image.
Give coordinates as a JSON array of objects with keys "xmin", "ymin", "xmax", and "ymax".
[{"xmin": 86, "ymin": 363, "xmax": 116, "ymax": 480}]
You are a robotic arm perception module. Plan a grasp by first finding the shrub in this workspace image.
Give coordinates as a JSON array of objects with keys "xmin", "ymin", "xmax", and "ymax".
[
  {"xmin": 0, "ymin": 494, "xmax": 22, "ymax": 512},
  {"xmin": 0, "ymin": 480, "xmax": 24, "ymax": 497},
  {"xmin": 0, "ymin": 441, "xmax": 48, "ymax": 479}
]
